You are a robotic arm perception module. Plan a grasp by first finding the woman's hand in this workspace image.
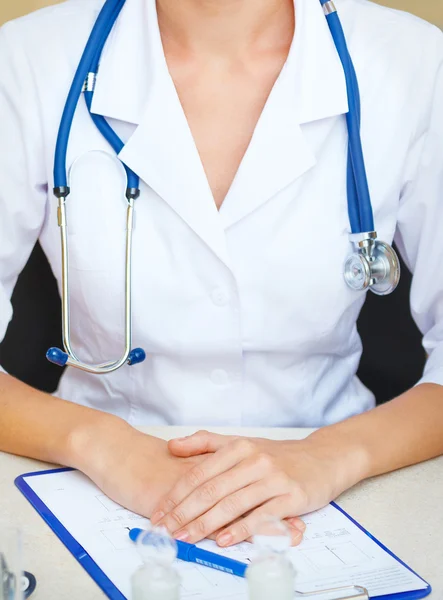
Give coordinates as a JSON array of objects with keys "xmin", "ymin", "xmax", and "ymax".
[
  {"xmin": 151, "ymin": 430, "xmax": 369, "ymax": 547},
  {"xmin": 67, "ymin": 418, "xmax": 306, "ymax": 542},
  {"xmin": 67, "ymin": 415, "xmax": 203, "ymax": 518}
]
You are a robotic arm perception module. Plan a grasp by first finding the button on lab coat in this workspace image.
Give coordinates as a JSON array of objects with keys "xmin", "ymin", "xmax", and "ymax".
[{"xmin": 1, "ymin": 0, "xmax": 443, "ymax": 427}]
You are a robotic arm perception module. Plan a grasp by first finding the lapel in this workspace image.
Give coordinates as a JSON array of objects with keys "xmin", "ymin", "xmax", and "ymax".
[
  {"xmin": 92, "ymin": 0, "xmax": 229, "ymax": 267},
  {"xmin": 90, "ymin": 0, "xmax": 349, "ymax": 264},
  {"xmin": 220, "ymin": 0, "xmax": 349, "ymax": 228}
]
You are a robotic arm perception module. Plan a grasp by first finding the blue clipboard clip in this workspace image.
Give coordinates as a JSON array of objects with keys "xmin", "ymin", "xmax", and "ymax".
[{"xmin": 295, "ymin": 585, "xmax": 369, "ymax": 600}]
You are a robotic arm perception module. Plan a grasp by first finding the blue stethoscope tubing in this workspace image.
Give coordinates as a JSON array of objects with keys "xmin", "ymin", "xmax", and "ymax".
[
  {"xmin": 53, "ymin": 0, "xmax": 138, "ymax": 192},
  {"xmin": 320, "ymin": 0, "xmax": 374, "ymax": 234},
  {"xmin": 48, "ymin": 0, "xmax": 399, "ymax": 373}
]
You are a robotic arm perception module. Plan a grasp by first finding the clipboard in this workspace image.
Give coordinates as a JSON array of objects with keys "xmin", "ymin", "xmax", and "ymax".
[{"xmin": 15, "ymin": 467, "xmax": 432, "ymax": 600}]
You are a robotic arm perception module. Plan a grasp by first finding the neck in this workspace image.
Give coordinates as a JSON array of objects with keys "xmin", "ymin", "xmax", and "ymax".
[{"xmin": 156, "ymin": 0, "xmax": 295, "ymax": 60}]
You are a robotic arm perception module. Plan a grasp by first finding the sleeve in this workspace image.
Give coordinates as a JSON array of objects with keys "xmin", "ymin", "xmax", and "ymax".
[
  {"xmin": 0, "ymin": 21, "xmax": 48, "ymax": 373},
  {"xmin": 394, "ymin": 26, "xmax": 443, "ymax": 388}
]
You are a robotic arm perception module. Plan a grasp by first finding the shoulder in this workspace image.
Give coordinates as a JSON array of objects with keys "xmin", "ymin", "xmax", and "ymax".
[
  {"xmin": 338, "ymin": 0, "xmax": 443, "ymax": 73},
  {"xmin": 0, "ymin": 0, "xmax": 105, "ymax": 68},
  {"xmin": 343, "ymin": 0, "xmax": 443, "ymax": 62},
  {"xmin": 337, "ymin": 0, "xmax": 443, "ymax": 124},
  {"xmin": 338, "ymin": 0, "xmax": 442, "ymax": 40},
  {"xmin": 1, "ymin": 0, "xmax": 104, "ymax": 34},
  {"xmin": 0, "ymin": 0, "xmax": 109, "ymax": 114}
]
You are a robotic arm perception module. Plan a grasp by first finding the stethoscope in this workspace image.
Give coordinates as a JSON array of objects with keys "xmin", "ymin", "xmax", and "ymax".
[{"xmin": 46, "ymin": 0, "xmax": 401, "ymax": 375}]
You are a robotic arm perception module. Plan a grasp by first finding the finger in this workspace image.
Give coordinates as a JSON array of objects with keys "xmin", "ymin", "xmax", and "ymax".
[
  {"xmin": 215, "ymin": 495, "xmax": 298, "ymax": 547},
  {"xmin": 286, "ymin": 516, "xmax": 306, "ymax": 534},
  {"xmin": 151, "ymin": 439, "xmax": 258, "ymax": 524},
  {"xmin": 207, "ymin": 518, "xmax": 304, "ymax": 545},
  {"xmin": 168, "ymin": 431, "xmax": 237, "ymax": 457},
  {"xmin": 208, "ymin": 513, "xmax": 253, "ymax": 542},
  {"xmin": 286, "ymin": 523, "xmax": 305, "ymax": 546},
  {"xmin": 170, "ymin": 473, "xmax": 289, "ymax": 543},
  {"xmin": 157, "ymin": 457, "xmax": 272, "ymax": 535},
  {"xmin": 226, "ymin": 516, "xmax": 305, "ymax": 545},
  {"xmin": 264, "ymin": 519, "xmax": 305, "ymax": 547}
]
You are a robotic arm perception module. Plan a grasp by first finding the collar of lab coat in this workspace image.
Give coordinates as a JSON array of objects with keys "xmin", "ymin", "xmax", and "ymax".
[{"xmin": 91, "ymin": 0, "xmax": 348, "ymax": 267}]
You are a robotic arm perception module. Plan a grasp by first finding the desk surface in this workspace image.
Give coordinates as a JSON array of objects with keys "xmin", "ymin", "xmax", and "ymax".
[{"xmin": 1, "ymin": 426, "xmax": 442, "ymax": 599}]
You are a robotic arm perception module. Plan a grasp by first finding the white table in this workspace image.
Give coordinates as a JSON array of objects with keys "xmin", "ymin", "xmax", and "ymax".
[{"xmin": 1, "ymin": 426, "xmax": 442, "ymax": 599}]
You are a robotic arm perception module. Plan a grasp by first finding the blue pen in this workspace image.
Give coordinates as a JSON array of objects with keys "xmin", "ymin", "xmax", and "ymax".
[{"xmin": 129, "ymin": 528, "xmax": 248, "ymax": 578}]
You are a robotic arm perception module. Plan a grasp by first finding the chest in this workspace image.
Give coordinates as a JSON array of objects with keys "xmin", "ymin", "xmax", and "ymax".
[
  {"xmin": 167, "ymin": 59, "xmax": 287, "ymax": 209},
  {"xmin": 40, "ymin": 114, "xmax": 402, "ymax": 353},
  {"xmin": 39, "ymin": 49, "xmax": 412, "ymax": 359}
]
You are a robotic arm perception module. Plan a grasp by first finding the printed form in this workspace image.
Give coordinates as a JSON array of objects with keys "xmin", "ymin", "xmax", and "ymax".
[{"xmin": 25, "ymin": 470, "xmax": 428, "ymax": 600}]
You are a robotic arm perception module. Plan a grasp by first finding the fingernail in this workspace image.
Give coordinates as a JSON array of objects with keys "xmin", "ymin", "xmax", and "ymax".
[
  {"xmin": 217, "ymin": 533, "xmax": 233, "ymax": 547},
  {"xmin": 151, "ymin": 511, "xmax": 165, "ymax": 524},
  {"xmin": 289, "ymin": 518, "xmax": 306, "ymax": 532},
  {"xmin": 174, "ymin": 437, "xmax": 190, "ymax": 442},
  {"xmin": 296, "ymin": 520, "xmax": 306, "ymax": 532},
  {"xmin": 175, "ymin": 530, "xmax": 190, "ymax": 542}
]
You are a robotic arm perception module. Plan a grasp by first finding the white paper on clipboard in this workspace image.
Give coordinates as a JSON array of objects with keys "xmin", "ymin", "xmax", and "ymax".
[{"xmin": 21, "ymin": 469, "xmax": 429, "ymax": 600}]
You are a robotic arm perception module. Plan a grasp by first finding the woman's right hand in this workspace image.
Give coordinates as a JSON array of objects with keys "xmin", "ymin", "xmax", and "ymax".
[{"xmin": 66, "ymin": 414, "xmax": 204, "ymax": 518}]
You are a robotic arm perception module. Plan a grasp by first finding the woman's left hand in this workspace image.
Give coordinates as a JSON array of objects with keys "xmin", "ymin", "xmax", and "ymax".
[{"xmin": 151, "ymin": 430, "xmax": 368, "ymax": 547}]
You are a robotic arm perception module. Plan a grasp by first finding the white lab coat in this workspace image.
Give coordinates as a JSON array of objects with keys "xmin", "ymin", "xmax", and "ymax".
[{"xmin": 1, "ymin": 0, "xmax": 443, "ymax": 427}]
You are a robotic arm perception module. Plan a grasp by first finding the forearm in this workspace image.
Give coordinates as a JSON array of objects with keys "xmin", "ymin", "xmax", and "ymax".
[
  {"xmin": 309, "ymin": 383, "xmax": 443, "ymax": 484},
  {"xmin": 0, "ymin": 372, "xmax": 124, "ymax": 467}
]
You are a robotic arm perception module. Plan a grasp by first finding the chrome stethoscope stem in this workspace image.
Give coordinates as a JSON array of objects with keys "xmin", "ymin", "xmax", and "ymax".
[
  {"xmin": 48, "ymin": 0, "xmax": 144, "ymax": 375},
  {"xmin": 50, "ymin": 195, "xmax": 141, "ymax": 374}
]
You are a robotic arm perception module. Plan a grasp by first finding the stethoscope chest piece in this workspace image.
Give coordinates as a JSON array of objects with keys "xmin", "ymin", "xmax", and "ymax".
[{"xmin": 344, "ymin": 233, "xmax": 401, "ymax": 296}]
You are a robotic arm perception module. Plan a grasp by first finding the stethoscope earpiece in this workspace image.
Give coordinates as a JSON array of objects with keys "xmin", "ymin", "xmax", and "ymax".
[{"xmin": 344, "ymin": 233, "xmax": 401, "ymax": 296}]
